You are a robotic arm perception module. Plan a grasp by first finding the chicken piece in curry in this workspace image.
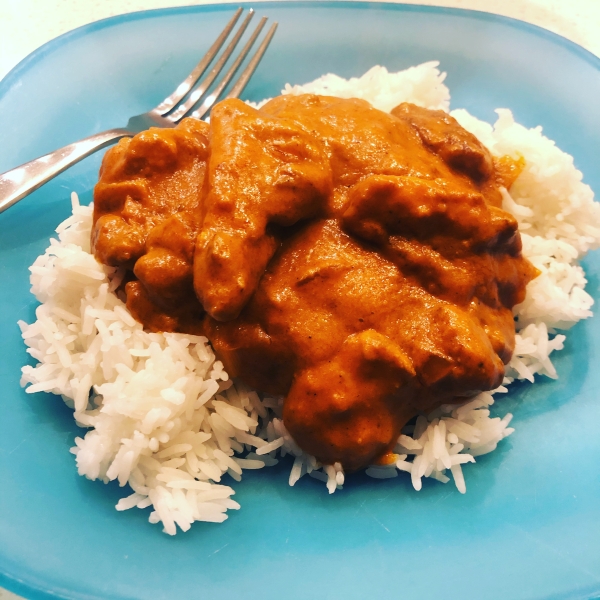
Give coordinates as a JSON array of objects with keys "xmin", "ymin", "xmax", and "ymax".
[{"xmin": 92, "ymin": 94, "xmax": 537, "ymax": 472}]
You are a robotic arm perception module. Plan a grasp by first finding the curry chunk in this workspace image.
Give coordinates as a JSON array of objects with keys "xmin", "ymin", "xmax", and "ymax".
[
  {"xmin": 194, "ymin": 99, "xmax": 332, "ymax": 321},
  {"xmin": 93, "ymin": 118, "xmax": 210, "ymax": 266},
  {"xmin": 284, "ymin": 329, "xmax": 417, "ymax": 472},
  {"xmin": 92, "ymin": 118, "xmax": 209, "ymax": 330},
  {"xmin": 392, "ymin": 102, "xmax": 494, "ymax": 182}
]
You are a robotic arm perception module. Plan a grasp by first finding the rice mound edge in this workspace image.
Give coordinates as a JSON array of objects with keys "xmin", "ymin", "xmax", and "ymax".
[{"xmin": 18, "ymin": 62, "xmax": 600, "ymax": 535}]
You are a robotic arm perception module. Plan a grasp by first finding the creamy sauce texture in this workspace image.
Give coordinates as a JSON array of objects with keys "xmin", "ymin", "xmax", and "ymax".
[{"xmin": 92, "ymin": 95, "xmax": 537, "ymax": 471}]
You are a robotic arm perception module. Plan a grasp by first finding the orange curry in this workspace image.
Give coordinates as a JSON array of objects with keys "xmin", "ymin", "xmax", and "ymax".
[{"xmin": 92, "ymin": 95, "xmax": 537, "ymax": 472}]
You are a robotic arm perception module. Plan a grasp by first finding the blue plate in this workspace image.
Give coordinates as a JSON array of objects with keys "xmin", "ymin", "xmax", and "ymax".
[{"xmin": 1, "ymin": 3, "xmax": 600, "ymax": 599}]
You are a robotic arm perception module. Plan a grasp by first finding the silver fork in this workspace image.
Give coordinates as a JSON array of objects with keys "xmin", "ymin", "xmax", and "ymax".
[{"xmin": 0, "ymin": 8, "xmax": 277, "ymax": 214}]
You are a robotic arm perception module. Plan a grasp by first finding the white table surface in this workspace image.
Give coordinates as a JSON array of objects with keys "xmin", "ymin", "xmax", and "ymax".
[{"xmin": 1, "ymin": 0, "xmax": 599, "ymax": 598}]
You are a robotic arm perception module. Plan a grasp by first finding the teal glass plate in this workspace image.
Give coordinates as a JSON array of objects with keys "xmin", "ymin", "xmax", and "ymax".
[{"xmin": 1, "ymin": 3, "xmax": 599, "ymax": 599}]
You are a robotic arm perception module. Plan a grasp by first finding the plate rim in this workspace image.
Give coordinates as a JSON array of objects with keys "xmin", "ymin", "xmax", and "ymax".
[
  {"xmin": 2, "ymin": 2, "xmax": 600, "ymax": 599},
  {"xmin": 2, "ymin": 0, "xmax": 600, "ymax": 108}
]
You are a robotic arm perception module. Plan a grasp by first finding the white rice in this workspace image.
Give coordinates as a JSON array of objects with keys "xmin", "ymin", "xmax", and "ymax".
[{"xmin": 19, "ymin": 62, "xmax": 600, "ymax": 534}]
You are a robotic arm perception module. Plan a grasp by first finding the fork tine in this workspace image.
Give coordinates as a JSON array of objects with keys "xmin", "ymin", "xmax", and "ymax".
[
  {"xmin": 224, "ymin": 22, "xmax": 278, "ymax": 101},
  {"xmin": 190, "ymin": 20, "xmax": 278, "ymax": 120},
  {"xmin": 167, "ymin": 9, "xmax": 255, "ymax": 122},
  {"xmin": 153, "ymin": 7, "xmax": 243, "ymax": 116}
]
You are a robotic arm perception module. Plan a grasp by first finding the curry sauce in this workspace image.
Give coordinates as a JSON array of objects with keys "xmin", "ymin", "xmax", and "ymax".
[{"xmin": 92, "ymin": 95, "xmax": 537, "ymax": 471}]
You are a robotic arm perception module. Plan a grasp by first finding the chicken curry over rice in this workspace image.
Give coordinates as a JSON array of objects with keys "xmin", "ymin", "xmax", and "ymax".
[{"xmin": 91, "ymin": 94, "xmax": 537, "ymax": 472}]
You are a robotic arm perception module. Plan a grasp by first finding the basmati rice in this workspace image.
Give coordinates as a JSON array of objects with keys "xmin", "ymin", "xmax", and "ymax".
[{"xmin": 19, "ymin": 62, "xmax": 600, "ymax": 534}]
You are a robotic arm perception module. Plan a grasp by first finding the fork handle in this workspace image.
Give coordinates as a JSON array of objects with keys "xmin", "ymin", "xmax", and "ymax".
[{"xmin": 0, "ymin": 128, "xmax": 131, "ymax": 214}]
